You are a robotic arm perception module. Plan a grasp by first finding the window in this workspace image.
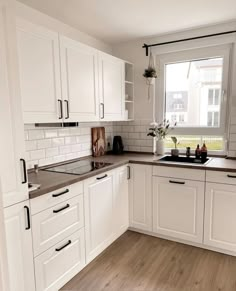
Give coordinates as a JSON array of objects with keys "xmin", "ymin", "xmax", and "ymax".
[
  {"xmin": 156, "ymin": 45, "xmax": 230, "ymax": 142},
  {"xmin": 208, "ymin": 89, "xmax": 220, "ymax": 105}
]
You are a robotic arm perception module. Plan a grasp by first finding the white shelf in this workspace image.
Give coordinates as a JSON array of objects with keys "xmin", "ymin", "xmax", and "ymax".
[
  {"xmin": 125, "ymin": 80, "xmax": 133, "ymax": 84},
  {"xmin": 125, "ymin": 100, "xmax": 134, "ymax": 103}
]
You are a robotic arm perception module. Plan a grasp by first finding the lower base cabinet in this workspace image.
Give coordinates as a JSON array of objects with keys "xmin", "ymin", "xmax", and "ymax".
[
  {"xmin": 129, "ymin": 164, "xmax": 152, "ymax": 231},
  {"xmin": 204, "ymin": 182, "xmax": 236, "ymax": 252},
  {"xmin": 84, "ymin": 171, "xmax": 115, "ymax": 263},
  {"xmin": 152, "ymin": 176, "xmax": 205, "ymax": 243},
  {"xmin": 4, "ymin": 201, "xmax": 35, "ymax": 291},
  {"xmin": 34, "ymin": 229, "xmax": 85, "ymax": 291}
]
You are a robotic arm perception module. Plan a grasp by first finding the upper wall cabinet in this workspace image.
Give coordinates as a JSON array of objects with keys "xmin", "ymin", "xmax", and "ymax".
[
  {"xmin": 60, "ymin": 36, "xmax": 100, "ymax": 122},
  {"xmin": 16, "ymin": 19, "xmax": 62, "ymax": 123},
  {"xmin": 99, "ymin": 52, "xmax": 125, "ymax": 121},
  {"xmin": 0, "ymin": 2, "xmax": 28, "ymax": 207}
]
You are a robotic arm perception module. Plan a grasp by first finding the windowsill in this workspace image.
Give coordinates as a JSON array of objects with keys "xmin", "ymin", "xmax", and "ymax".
[{"xmin": 165, "ymin": 149, "xmax": 226, "ymax": 157}]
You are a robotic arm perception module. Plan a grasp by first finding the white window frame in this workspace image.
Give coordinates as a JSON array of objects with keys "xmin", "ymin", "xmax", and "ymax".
[{"xmin": 156, "ymin": 45, "xmax": 231, "ymax": 138}]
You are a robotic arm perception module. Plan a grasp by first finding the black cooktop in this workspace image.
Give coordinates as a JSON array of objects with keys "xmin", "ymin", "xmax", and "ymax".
[{"xmin": 43, "ymin": 160, "xmax": 112, "ymax": 175}]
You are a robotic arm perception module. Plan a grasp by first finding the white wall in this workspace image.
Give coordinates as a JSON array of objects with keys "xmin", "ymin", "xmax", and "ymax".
[
  {"xmin": 112, "ymin": 21, "xmax": 236, "ymax": 156},
  {"xmin": 16, "ymin": 1, "xmax": 112, "ymax": 53}
]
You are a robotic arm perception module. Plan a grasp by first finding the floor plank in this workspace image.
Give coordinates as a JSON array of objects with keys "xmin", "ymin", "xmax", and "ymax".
[{"xmin": 61, "ymin": 231, "xmax": 236, "ymax": 291}]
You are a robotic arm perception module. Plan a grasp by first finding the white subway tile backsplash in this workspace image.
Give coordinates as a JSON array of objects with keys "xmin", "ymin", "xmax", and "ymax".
[
  {"xmin": 28, "ymin": 130, "xmax": 44, "ymax": 140},
  {"xmin": 25, "ymin": 140, "xmax": 37, "ymax": 151},
  {"xmin": 37, "ymin": 139, "xmax": 52, "ymax": 149},
  {"xmin": 59, "ymin": 145, "xmax": 71, "ymax": 155},
  {"xmin": 24, "ymin": 120, "xmax": 156, "ymax": 169},
  {"xmin": 46, "ymin": 147, "xmax": 59, "ymax": 157},
  {"xmin": 30, "ymin": 149, "xmax": 45, "ymax": 160},
  {"xmin": 44, "ymin": 129, "xmax": 58, "ymax": 138},
  {"xmin": 52, "ymin": 137, "xmax": 65, "ymax": 146},
  {"xmin": 65, "ymin": 136, "xmax": 77, "ymax": 145}
]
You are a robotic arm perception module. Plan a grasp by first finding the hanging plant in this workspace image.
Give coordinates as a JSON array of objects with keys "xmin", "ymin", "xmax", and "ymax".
[{"xmin": 143, "ymin": 52, "xmax": 157, "ymax": 100}]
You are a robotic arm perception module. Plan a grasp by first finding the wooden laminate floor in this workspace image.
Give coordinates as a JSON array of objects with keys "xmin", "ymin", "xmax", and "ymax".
[{"xmin": 61, "ymin": 231, "xmax": 236, "ymax": 291}]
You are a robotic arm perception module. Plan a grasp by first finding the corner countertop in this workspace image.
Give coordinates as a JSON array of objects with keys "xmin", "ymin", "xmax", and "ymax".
[{"xmin": 28, "ymin": 153, "xmax": 236, "ymax": 199}]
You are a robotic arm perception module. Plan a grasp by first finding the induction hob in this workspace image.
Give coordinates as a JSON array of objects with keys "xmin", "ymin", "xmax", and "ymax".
[{"xmin": 43, "ymin": 160, "xmax": 112, "ymax": 175}]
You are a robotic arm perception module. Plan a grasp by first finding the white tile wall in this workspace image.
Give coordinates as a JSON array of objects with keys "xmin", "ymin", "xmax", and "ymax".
[
  {"xmin": 228, "ymin": 106, "xmax": 236, "ymax": 157},
  {"xmin": 113, "ymin": 119, "xmax": 154, "ymax": 153},
  {"xmin": 24, "ymin": 122, "xmax": 114, "ymax": 169}
]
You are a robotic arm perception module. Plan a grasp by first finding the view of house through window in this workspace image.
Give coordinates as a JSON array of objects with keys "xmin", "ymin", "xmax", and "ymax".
[{"xmin": 165, "ymin": 57, "xmax": 223, "ymax": 127}]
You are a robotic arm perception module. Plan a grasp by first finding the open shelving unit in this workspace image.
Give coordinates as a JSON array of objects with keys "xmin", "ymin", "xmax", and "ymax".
[{"xmin": 124, "ymin": 62, "xmax": 134, "ymax": 120}]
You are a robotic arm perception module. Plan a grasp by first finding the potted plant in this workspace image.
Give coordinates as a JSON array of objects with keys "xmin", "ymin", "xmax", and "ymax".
[
  {"xmin": 147, "ymin": 120, "xmax": 176, "ymax": 155},
  {"xmin": 143, "ymin": 52, "xmax": 157, "ymax": 100},
  {"xmin": 171, "ymin": 136, "xmax": 180, "ymax": 156}
]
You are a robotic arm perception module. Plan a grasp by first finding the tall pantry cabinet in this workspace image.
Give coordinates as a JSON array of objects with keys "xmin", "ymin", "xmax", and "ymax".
[{"xmin": 0, "ymin": 1, "xmax": 35, "ymax": 290}]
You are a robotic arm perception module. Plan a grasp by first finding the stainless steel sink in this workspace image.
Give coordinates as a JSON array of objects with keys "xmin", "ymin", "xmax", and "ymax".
[{"xmin": 158, "ymin": 155, "xmax": 210, "ymax": 165}]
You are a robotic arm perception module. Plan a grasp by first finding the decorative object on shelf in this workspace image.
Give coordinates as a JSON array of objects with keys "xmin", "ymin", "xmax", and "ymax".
[
  {"xmin": 143, "ymin": 51, "xmax": 157, "ymax": 101},
  {"xmin": 201, "ymin": 143, "xmax": 208, "ymax": 162},
  {"xmin": 147, "ymin": 120, "xmax": 176, "ymax": 155},
  {"xmin": 171, "ymin": 136, "xmax": 180, "ymax": 157}
]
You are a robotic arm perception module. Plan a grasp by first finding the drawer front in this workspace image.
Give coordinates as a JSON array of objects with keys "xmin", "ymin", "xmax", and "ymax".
[
  {"xmin": 206, "ymin": 170, "xmax": 236, "ymax": 185},
  {"xmin": 32, "ymin": 195, "xmax": 84, "ymax": 256},
  {"xmin": 30, "ymin": 181, "xmax": 83, "ymax": 215},
  {"xmin": 34, "ymin": 229, "xmax": 85, "ymax": 291},
  {"xmin": 153, "ymin": 166, "xmax": 205, "ymax": 181}
]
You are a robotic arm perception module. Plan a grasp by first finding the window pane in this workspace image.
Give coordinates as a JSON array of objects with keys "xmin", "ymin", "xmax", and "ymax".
[
  {"xmin": 214, "ymin": 89, "xmax": 220, "ymax": 105},
  {"xmin": 214, "ymin": 112, "xmax": 219, "ymax": 127},
  {"xmin": 165, "ymin": 135, "xmax": 224, "ymax": 151},
  {"xmin": 165, "ymin": 58, "xmax": 223, "ymax": 128}
]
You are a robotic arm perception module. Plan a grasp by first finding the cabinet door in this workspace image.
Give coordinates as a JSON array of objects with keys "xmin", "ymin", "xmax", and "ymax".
[
  {"xmin": 16, "ymin": 19, "xmax": 62, "ymax": 123},
  {"xmin": 129, "ymin": 164, "xmax": 152, "ymax": 231},
  {"xmin": 84, "ymin": 171, "xmax": 115, "ymax": 263},
  {"xmin": 99, "ymin": 52, "xmax": 125, "ymax": 121},
  {"xmin": 114, "ymin": 166, "xmax": 129, "ymax": 238},
  {"xmin": 35, "ymin": 229, "xmax": 85, "ymax": 291},
  {"xmin": 0, "ymin": 1, "xmax": 28, "ymax": 207},
  {"xmin": 204, "ymin": 183, "xmax": 236, "ymax": 252},
  {"xmin": 4, "ymin": 201, "xmax": 35, "ymax": 291},
  {"xmin": 60, "ymin": 36, "xmax": 99, "ymax": 122},
  {"xmin": 153, "ymin": 177, "xmax": 204, "ymax": 243}
]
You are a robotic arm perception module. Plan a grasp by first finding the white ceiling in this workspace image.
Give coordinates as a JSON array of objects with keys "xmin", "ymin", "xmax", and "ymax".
[{"xmin": 17, "ymin": 0, "xmax": 236, "ymax": 44}]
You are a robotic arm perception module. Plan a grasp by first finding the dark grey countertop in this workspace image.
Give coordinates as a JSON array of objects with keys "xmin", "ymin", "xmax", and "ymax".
[{"xmin": 28, "ymin": 153, "xmax": 236, "ymax": 199}]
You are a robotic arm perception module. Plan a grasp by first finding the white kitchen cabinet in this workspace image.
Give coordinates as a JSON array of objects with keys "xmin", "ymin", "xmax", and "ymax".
[
  {"xmin": 99, "ymin": 52, "xmax": 125, "ymax": 121},
  {"xmin": 204, "ymin": 182, "xmax": 236, "ymax": 252},
  {"xmin": 34, "ymin": 229, "xmax": 85, "ymax": 291},
  {"xmin": 84, "ymin": 171, "xmax": 115, "ymax": 263},
  {"xmin": 0, "ymin": 0, "xmax": 28, "ymax": 207},
  {"xmin": 129, "ymin": 164, "xmax": 152, "ymax": 231},
  {"xmin": 113, "ymin": 166, "xmax": 129, "ymax": 238},
  {"xmin": 152, "ymin": 177, "xmax": 205, "ymax": 243},
  {"xmin": 60, "ymin": 36, "xmax": 100, "ymax": 122},
  {"xmin": 32, "ymin": 194, "xmax": 84, "ymax": 256},
  {"xmin": 16, "ymin": 19, "xmax": 62, "ymax": 123},
  {"xmin": 4, "ymin": 201, "xmax": 35, "ymax": 291}
]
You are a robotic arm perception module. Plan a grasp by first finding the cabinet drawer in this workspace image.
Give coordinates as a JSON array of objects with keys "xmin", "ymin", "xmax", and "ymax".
[
  {"xmin": 34, "ymin": 229, "xmax": 85, "ymax": 291},
  {"xmin": 30, "ymin": 181, "xmax": 83, "ymax": 215},
  {"xmin": 153, "ymin": 166, "xmax": 205, "ymax": 181},
  {"xmin": 206, "ymin": 170, "xmax": 236, "ymax": 185},
  {"xmin": 32, "ymin": 195, "xmax": 84, "ymax": 256}
]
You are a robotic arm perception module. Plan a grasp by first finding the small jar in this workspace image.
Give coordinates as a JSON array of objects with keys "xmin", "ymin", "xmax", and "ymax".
[{"xmin": 186, "ymin": 147, "xmax": 191, "ymax": 158}]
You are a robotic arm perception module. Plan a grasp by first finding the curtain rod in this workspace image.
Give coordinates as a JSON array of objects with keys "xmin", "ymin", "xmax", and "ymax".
[{"xmin": 142, "ymin": 30, "xmax": 236, "ymax": 56}]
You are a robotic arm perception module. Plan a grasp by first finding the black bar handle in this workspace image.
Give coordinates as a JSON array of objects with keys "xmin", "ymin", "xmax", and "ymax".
[
  {"xmin": 53, "ymin": 204, "xmax": 70, "ymax": 213},
  {"xmin": 52, "ymin": 189, "xmax": 69, "ymax": 198},
  {"xmin": 127, "ymin": 166, "xmax": 131, "ymax": 180},
  {"xmin": 227, "ymin": 174, "xmax": 236, "ymax": 178},
  {"xmin": 20, "ymin": 158, "xmax": 27, "ymax": 184},
  {"xmin": 169, "ymin": 180, "xmax": 185, "ymax": 185},
  {"xmin": 24, "ymin": 206, "xmax": 31, "ymax": 230},
  {"xmin": 55, "ymin": 240, "xmax": 71, "ymax": 252},
  {"xmin": 64, "ymin": 100, "xmax": 69, "ymax": 119},
  {"xmin": 58, "ymin": 99, "xmax": 63, "ymax": 119},
  {"xmin": 100, "ymin": 103, "xmax": 104, "ymax": 119},
  {"xmin": 96, "ymin": 174, "xmax": 108, "ymax": 180}
]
